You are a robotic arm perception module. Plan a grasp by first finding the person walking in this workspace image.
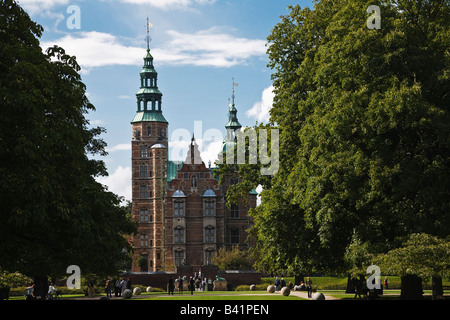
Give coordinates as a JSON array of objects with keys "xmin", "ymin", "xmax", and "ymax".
[
  {"xmin": 189, "ymin": 276, "xmax": 195, "ymax": 295},
  {"xmin": 115, "ymin": 278, "xmax": 121, "ymax": 297},
  {"xmin": 384, "ymin": 277, "xmax": 389, "ymax": 289},
  {"xmin": 104, "ymin": 278, "xmax": 112, "ymax": 298},
  {"xmin": 168, "ymin": 276, "xmax": 175, "ymax": 295},
  {"xmin": 178, "ymin": 276, "xmax": 183, "ymax": 294},
  {"xmin": 202, "ymin": 278, "xmax": 206, "ymax": 291},
  {"xmin": 306, "ymin": 277, "xmax": 313, "ymax": 298},
  {"xmin": 26, "ymin": 284, "xmax": 36, "ymax": 300},
  {"xmin": 120, "ymin": 278, "xmax": 128, "ymax": 294},
  {"xmin": 274, "ymin": 277, "xmax": 280, "ymax": 291},
  {"xmin": 87, "ymin": 278, "xmax": 95, "ymax": 298}
]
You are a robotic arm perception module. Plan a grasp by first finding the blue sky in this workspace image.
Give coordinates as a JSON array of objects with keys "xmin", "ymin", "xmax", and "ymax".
[{"xmin": 19, "ymin": 0, "xmax": 313, "ymax": 201}]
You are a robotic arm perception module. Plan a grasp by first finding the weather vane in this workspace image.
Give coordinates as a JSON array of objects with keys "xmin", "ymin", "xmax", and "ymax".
[{"xmin": 146, "ymin": 17, "xmax": 153, "ymax": 50}]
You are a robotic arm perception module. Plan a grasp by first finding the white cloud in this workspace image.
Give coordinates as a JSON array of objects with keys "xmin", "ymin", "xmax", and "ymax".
[
  {"xmin": 17, "ymin": 0, "xmax": 69, "ymax": 14},
  {"xmin": 169, "ymin": 136, "xmax": 222, "ymax": 165},
  {"xmin": 96, "ymin": 165, "xmax": 132, "ymax": 201},
  {"xmin": 40, "ymin": 31, "xmax": 142, "ymax": 73},
  {"xmin": 89, "ymin": 119, "xmax": 105, "ymax": 126},
  {"xmin": 246, "ymin": 85, "xmax": 274, "ymax": 123},
  {"xmin": 110, "ymin": 0, "xmax": 216, "ymax": 10},
  {"xmin": 40, "ymin": 28, "xmax": 266, "ymax": 72},
  {"xmin": 106, "ymin": 143, "xmax": 132, "ymax": 152},
  {"xmin": 160, "ymin": 27, "xmax": 266, "ymax": 67}
]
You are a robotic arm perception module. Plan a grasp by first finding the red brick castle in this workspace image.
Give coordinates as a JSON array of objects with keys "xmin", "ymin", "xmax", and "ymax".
[{"xmin": 130, "ymin": 35, "xmax": 257, "ymax": 272}]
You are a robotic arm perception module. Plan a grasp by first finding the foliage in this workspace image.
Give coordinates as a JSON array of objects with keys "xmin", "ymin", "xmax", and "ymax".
[
  {"xmin": 217, "ymin": 0, "xmax": 450, "ymax": 275},
  {"xmin": 137, "ymin": 256, "xmax": 148, "ymax": 271},
  {"xmin": 211, "ymin": 246, "xmax": 253, "ymax": 271},
  {"xmin": 375, "ymin": 233, "xmax": 450, "ymax": 279},
  {"xmin": 0, "ymin": 269, "xmax": 33, "ymax": 288},
  {"xmin": 0, "ymin": 0, "xmax": 136, "ymax": 282}
]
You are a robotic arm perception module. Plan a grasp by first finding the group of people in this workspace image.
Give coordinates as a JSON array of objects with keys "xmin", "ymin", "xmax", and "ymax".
[
  {"xmin": 168, "ymin": 272, "xmax": 210, "ymax": 295},
  {"xmin": 87, "ymin": 277, "xmax": 133, "ymax": 298},
  {"xmin": 89, "ymin": 277, "xmax": 133, "ymax": 298},
  {"xmin": 274, "ymin": 276, "xmax": 314, "ymax": 298},
  {"xmin": 107, "ymin": 277, "xmax": 132, "ymax": 298}
]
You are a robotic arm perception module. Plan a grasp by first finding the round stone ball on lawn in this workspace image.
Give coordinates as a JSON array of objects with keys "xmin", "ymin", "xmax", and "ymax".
[
  {"xmin": 280, "ymin": 287, "xmax": 290, "ymax": 296},
  {"xmin": 133, "ymin": 287, "xmax": 141, "ymax": 295},
  {"xmin": 122, "ymin": 289, "xmax": 132, "ymax": 299},
  {"xmin": 146, "ymin": 286, "xmax": 153, "ymax": 292},
  {"xmin": 312, "ymin": 292, "xmax": 325, "ymax": 300},
  {"xmin": 250, "ymin": 284, "xmax": 256, "ymax": 291},
  {"xmin": 267, "ymin": 285, "xmax": 275, "ymax": 293}
]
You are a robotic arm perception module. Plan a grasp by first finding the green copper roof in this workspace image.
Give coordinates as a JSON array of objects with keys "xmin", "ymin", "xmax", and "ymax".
[
  {"xmin": 167, "ymin": 161, "xmax": 183, "ymax": 182},
  {"xmin": 140, "ymin": 67, "xmax": 157, "ymax": 74},
  {"xmin": 225, "ymin": 119, "xmax": 242, "ymax": 128},
  {"xmin": 131, "ymin": 111, "xmax": 167, "ymax": 123},
  {"xmin": 136, "ymin": 87, "xmax": 162, "ymax": 95}
]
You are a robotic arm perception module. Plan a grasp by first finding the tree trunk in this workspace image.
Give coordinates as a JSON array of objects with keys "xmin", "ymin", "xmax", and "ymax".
[
  {"xmin": 345, "ymin": 275, "xmax": 356, "ymax": 294},
  {"xmin": 401, "ymin": 275, "xmax": 423, "ymax": 300},
  {"xmin": 33, "ymin": 275, "xmax": 49, "ymax": 300},
  {"xmin": 432, "ymin": 276, "xmax": 443, "ymax": 300}
]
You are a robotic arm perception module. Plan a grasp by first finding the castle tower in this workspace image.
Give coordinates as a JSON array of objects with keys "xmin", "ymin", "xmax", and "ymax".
[{"xmin": 131, "ymin": 20, "xmax": 168, "ymax": 272}]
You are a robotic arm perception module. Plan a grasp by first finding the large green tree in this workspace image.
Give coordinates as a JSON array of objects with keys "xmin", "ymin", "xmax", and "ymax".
[
  {"xmin": 0, "ymin": 0, "xmax": 136, "ymax": 297},
  {"xmin": 221, "ymin": 0, "xmax": 449, "ymax": 278}
]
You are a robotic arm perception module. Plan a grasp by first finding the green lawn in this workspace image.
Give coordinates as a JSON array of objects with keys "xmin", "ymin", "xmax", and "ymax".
[{"xmin": 6, "ymin": 276, "xmax": 450, "ymax": 301}]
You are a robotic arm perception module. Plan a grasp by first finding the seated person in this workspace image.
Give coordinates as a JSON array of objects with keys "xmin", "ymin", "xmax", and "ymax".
[{"xmin": 294, "ymin": 281, "xmax": 306, "ymax": 291}]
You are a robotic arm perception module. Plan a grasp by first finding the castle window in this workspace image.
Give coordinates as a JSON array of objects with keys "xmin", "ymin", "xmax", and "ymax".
[
  {"xmin": 147, "ymin": 125, "xmax": 151, "ymax": 136},
  {"xmin": 175, "ymin": 250, "xmax": 184, "ymax": 266},
  {"xmin": 139, "ymin": 165, "xmax": 148, "ymax": 178},
  {"xmin": 205, "ymin": 227, "xmax": 215, "ymax": 243},
  {"xmin": 174, "ymin": 227, "xmax": 184, "ymax": 244},
  {"xmin": 205, "ymin": 249, "xmax": 215, "ymax": 265},
  {"xmin": 174, "ymin": 201, "xmax": 184, "ymax": 216},
  {"xmin": 230, "ymin": 203, "xmax": 239, "ymax": 218},
  {"xmin": 230, "ymin": 229, "xmax": 240, "ymax": 244},
  {"xmin": 204, "ymin": 200, "xmax": 215, "ymax": 216},
  {"xmin": 160, "ymin": 128, "xmax": 165, "ymax": 138},
  {"xmin": 140, "ymin": 208, "xmax": 148, "ymax": 222},
  {"xmin": 140, "ymin": 234, "xmax": 148, "ymax": 247},
  {"xmin": 140, "ymin": 185, "xmax": 148, "ymax": 198},
  {"xmin": 140, "ymin": 145, "xmax": 148, "ymax": 158}
]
